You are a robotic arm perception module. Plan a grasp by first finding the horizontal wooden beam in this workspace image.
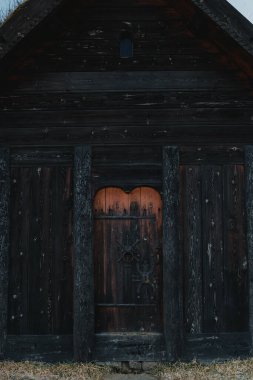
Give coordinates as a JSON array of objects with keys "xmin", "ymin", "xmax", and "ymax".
[{"xmin": 8, "ymin": 71, "xmax": 238, "ymax": 93}]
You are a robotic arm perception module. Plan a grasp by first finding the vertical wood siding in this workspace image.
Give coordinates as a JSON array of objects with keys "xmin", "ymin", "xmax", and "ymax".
[
  {"xmin": 8, "ymin": 166, "xmax": 73, "ymax": 335},
  {"xmin": 182, "ymin": 164, "xmax": 248, "ymax": 334}
]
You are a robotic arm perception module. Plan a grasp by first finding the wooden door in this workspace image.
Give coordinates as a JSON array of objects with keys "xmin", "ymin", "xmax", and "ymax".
[{"xmin": 93, "ymin": 187, "xmax": 164, "ymax": 360}]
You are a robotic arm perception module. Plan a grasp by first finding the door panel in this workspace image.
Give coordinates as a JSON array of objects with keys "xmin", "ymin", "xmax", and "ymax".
[{"xmin": 94, "ymin": 187, "xmax": 162, "ymax": 333}]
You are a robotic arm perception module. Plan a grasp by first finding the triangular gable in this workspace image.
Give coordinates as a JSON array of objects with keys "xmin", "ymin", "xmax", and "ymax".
[{"xmin": 0, "ymin": 0, "xmax": 253, "ymax": 83}]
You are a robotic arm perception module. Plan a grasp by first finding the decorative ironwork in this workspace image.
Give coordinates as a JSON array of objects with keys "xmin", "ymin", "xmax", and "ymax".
[
  {"xmin": 133, "ymin": 255, "xmax": 158, "ymax": 303},
  {"xmin": 116, "ymin": 234, "xmax": 140, "ymax": 263}
]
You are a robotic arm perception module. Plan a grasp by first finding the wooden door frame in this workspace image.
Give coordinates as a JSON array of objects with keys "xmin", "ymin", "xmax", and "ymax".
[
  {"xmin": 73, "ymin": 145, "xmax": 94, "ymax": 361},
  {"xmin": 0, "ymin": 148, "xmax": 10, "ymax": 359},
  {"xmin": 245, "ymin": 145, "xmax": 253, "ymax": 353},
  {"xmin": 73, "ymin": 144, "xmax": 183, "ymax": 361},
  {"xmin": 163, "ymin": 146, "xmax": 183, "ymax": 360}
]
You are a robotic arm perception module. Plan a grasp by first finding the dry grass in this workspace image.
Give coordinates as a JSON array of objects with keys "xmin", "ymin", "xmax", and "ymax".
[
  {"xmin": 151, "ymin": 359, "xmax": 253, "ymax": 379},
  {"xmin": 0, "ymin": 361, "xmax": 112, "ymax": 380},
  {"xmin": 2, "ymin": 359, "xmax": 253, "ymax": 379}
]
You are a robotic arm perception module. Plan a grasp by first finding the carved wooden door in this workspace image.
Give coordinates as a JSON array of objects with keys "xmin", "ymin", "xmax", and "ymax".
[{"xmin": 93, "ymin": 187, "xmax": 164, "ymax": 360}]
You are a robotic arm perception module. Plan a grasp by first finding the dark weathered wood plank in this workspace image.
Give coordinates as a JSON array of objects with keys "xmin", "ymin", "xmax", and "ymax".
[
  {"xmin": 94, "ymin": 332, "xmax": 166, "ymax": 361},
  {"xmin": 163, "ymin": 146, "xmax": 182, "ymax": 360},
  {"xmin": 183, "ymin": 165, "xmax": 203, "ymax": 334},
  {"xmin": 6, "ymin": 334, "xmax": 73, "ymax": 362},
  {"xmin": 11, "ymin": 148, "xmax": 73, "ymax": 166},
  {"xmin": 223, "ymin": 164, "xmax": 248, "ymax": 332},
  {"xmin": 10, "ymin": 71, "xmax": 238, "ymax": 93},
  {"xmin": 8, "ymin": 166, "xmax": 73, "ymax": 335},
  {"xmin": 0, "ymin": 148, "xmax": 10, "ymax": 358},
  {"xmin": 185, "ymin": 332, "xmax": 250, "ymax": 360},
  {"xmin": 202, "ymin": 165, "xmax": 224, "ymax": 333},
  {"xmin": 245, "ymin": 146, "xmax": 253, "ymax": 351},
  {"xmin": 73, "ymin": 145, "xmax": 94, "ymax": 361}
]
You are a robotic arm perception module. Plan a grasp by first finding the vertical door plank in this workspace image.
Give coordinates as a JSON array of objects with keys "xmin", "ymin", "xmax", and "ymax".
[
  {"xmin": 245, "ymin": 146, "xmax": 253, "ymax": 351},
  {"xmin": 0, "ymin": 148, "xmax": 10, "ymax": 358},
  {"xmin": 202, "ymin": 166, "xmax": 224, "ymax": 333},
  {"xmin": 224, "ymin": 164, "xmax": 248, "ymax": 332},
  {"xmin": 73, "ymin": 145, "xmax": 94, "ymax": 361},
  {"xmin": 183, "ymin": 165, "xmax": 203, "ymax": 334},
  {"xmin": 19, "ymin": 168, "xmax": 32, "ymax": 333},
  {"xmin": 163, "ymin": 146, "xmax": 182, "ymax": 360}
]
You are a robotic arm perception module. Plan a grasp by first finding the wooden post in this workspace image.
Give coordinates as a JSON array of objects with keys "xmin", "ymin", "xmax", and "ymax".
[
  {"xmin": 73, "ymin": 146, "xmax": 94, "ymax": 361},
  {"xmin": 245, "ymin": 146, "xmax": 253, "ymax": 352},
  {"xmin": 163, "ymin": 146, "xmax": 183, "ymax": 360},
  {"xmin": 0, "ymin": 148, "xmax": 10, "ymax": 359}
]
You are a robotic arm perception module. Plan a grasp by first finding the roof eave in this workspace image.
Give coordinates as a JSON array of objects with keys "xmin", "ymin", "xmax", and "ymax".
[
  {"xmin": 0, "ymin": 0, "xmax": 63, "ymax": 60},
  {"xmin": 191, "ymin": 0, "xmax": 253, "ymax": 56}
]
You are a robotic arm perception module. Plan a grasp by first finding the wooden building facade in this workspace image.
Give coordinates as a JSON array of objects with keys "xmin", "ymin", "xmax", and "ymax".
[{"xmin": 0, "ymin": 0, "xmax": 253, "ymax": 361}]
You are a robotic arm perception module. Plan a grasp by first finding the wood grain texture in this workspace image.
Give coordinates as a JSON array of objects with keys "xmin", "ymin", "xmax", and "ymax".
[
  {"xmin": 223, "ymin": 165, "xmax": 248, "ymax": 332},
  {"xmin": 0, "ymin": 148, "xmax": 10, "ymax": 358},
  {"xmin": 163, "ymin": 146, "xmax": 182, "ymax": 360},
  {"xmin": 6, "ymin": 335, "xmax": 73, "ymax": 362},
  {"xmin": 182, "ymin": 165, "xmax": 202, "ymax": 334},
  {"xmin": 73, "ymin": 145, "xmax": 94, "ymax": 361},
  {"xmin": 185, "ymin": 332, "xmax": 250, "ymax": 360},
  {"xmin": 94, "ymin": 187, "xmax": 162, "ymax": 335},
  {"xmin": 245, "ymin": 146, "xmax": 253, "ymax": 351},
  {"xmin": 94, "ymin": 332, "xmax": 166, "ymax": 361},
  {"xmin": 202, "ymin": 165, "xmax": 224, "ymax": 333},
  {"xmin": 8, "ymin": 167, "xmax": 73, "ymax": 335}
]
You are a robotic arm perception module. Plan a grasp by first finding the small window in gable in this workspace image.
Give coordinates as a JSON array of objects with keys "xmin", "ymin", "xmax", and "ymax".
[{"xmin": 120, "ymin": 31, "xmax": 133, "ymax": 58}]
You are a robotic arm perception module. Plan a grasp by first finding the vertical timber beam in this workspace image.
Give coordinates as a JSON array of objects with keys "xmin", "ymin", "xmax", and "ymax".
[
  {"xmin": 245, "ymin": 146, "xmax": 253, "ymax": 352},
  {"xmin": 73, "ymin": 146, "xmax": 94, "ymax": 361},
  {"xmin": 163, "ymin": 146, "xmax": 183, "ymax": 360},
  {"xmin": 0, "ymin": 148, "xmax": 10, "ymax": 359}
]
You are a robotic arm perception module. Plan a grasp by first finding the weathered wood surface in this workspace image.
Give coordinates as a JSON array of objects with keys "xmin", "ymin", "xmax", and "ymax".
[
  {"xmin": 182, "ymin": 165, "xmax": 202, "ymax": 334},
  {"xmin": 94, "ymin": 333, "xmax": 166, "ymax": 361},
  {"xmin": 6, "ymin": 335, "xmax": 73, "ymax": 362},
  {"xmin": 0, "ymin": 149, "xmax": 10, "ymax": 358},
  {"xmin": 8, "ymin": 166, "xmax": 73, "ymax": 335},
  {"xmin": 182, "ymin": 164, "xmax": 247, "ymax": 335},
  {"xmin": 202, "ymin": 165, "xmax": 224, "ymax": 333},
  {"xmin": 185, "ymin": 332, "xmax": 250, "ymax": 360},
  {"xmin": 94, "ymin": 161, "xmax": 161, "ymax": 195},
  {"xmin": 245, "ymin": 146, "xmax": 253, "ymax": 351},
  {"xmin": 73, "ymin": 146, "xmax": 94, "ymax": 361},
  {"xmin": 163, "ymin": 146, "xmax": 182, "ymax": 360},
  {"xmin": 224, "ymin": 164, "xmax": 247, "ymax": 331},
  {"xmin": 5, "ymin": 71, "xmax": 239, "ymax": 93},
  {"xmin": 11, "ymin": 148, "xmax": 73, "ymax": 166},
  {"xmin": 1, "ymin": 125, "xmax": 253, "ymax": 145},
  {"xmin": 0, "ymin": 1, "xmax": 252, "ymax": 147},
  {"xmin": 5, "ymin": 332, "xmax": 250, "ymax": 362},
  {"xmin": 94, "ymin": 187, "xmax": 162, "ymax": 335}
]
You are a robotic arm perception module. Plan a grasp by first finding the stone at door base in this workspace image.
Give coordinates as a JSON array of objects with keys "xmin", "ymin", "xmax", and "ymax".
[{"xmin": 103, "ymin": 375, "xmax": 157, "ymax": 380}]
